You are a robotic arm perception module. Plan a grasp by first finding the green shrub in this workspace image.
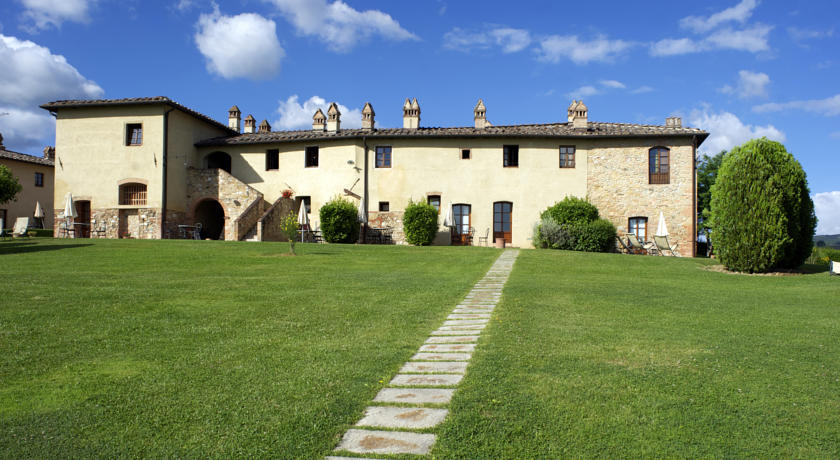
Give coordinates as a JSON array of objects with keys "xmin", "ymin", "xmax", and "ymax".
[
  {"xmin": 540, "ymin": 196, "xmax": 599, "ymax": 225},
  {"xmin": 533, "ymin": 217, "xmax": 616, "ymax": 253},
  {"xmin": 710, "ymin": 138, "xmax": 816, "ymax": 272},
  {"xmin": 532, "ymin": 218, "xmax": 570, "ymax": 249},
  {"xmin": 403, "ymin": 200, "xmax": 438, "ymax": 246},
  {"xmin": 280, "ymin": 212, "xmax": 300, "ymax": 254},
  {"xmin": 319, "ymin": 197, "xmax": 360, "ymax": 244}
]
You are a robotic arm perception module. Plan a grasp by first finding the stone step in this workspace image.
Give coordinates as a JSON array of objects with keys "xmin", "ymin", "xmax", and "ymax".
[
  {"xmin": 436, "ymin": 324, "xmax": 485, "ymax": 331},
  {"xmin": 425, "ymin": 336, "xmax": 478, "ymax": 344},
  {"xmin": 448, "ymin": 314, "xmax": 491, "ymax": 319},
  {"xmin": 356, "ymin": 406, "xmax": 449, "ymax": 429},
  {"xmin": 335, "ymin": 429, "xmax": 436, "ymax": 456},
  {"xmin": 430, "ymin": 329, "xmax": 481, "ymax": 335},
  {"xmin": 400, "ymin": 361, "xmax": 468, "ymax": 374},
  {"xmin": 411, "ymin": 352, "xmax": 472, "ymax": 361},
  {"xmin": 452, "ymin": 309, "xmax": 492, "ymax": 314},
  {"xmin": 419, "ymin": 343, "xmax": 476, "ymax": 352},
  {"xmin": 443, "ymin": 319, "xmax": 488, "ymax": 325},
  {"xmin": 373, "ymin": 388, "xmax": 455, "ymax": 404},
  {"xmin": 390, "ymin": 373, "xmax": 463, "ymax": 387}
]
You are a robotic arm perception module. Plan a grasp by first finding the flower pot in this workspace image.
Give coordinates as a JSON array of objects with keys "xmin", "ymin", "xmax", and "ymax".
[{"xmin": 495, "ymin": 237, "xmax": 506, "ymax": 249}]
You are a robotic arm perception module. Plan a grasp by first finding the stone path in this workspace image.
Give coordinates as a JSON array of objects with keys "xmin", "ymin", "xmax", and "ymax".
[{"xmin": 328, "ymin": 250, "xmax": 519, "ymax": 459}]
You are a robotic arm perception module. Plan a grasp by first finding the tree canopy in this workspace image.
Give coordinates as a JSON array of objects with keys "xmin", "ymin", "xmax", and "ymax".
[{"xmin": 0, "ymin": 165, "xmax": 22, "ymax": 205}]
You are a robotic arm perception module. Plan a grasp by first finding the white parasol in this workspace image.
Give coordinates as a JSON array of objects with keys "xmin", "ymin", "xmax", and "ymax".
[
  {"xmin": 298, "ymin": 201, "xmax": 309, "ymax": 242},
  {"xmin": 655, "ymin": 211, "xmax": 669, "ymax": 237},
  {"xmin": 357, "ymin": 197, "xmax": 367, "ymax": 223},
  {"xmin": 443, "ymin": 202, "xmax": 454, "ymax": 227},
  {"xmin": 63, "ymin": 193, "xmax": 77, "ymax": 219}
]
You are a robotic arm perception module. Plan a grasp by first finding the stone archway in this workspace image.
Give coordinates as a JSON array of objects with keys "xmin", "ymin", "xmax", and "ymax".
[{"xmin": 193, "ymin": 199, "xmax": 226, "ymax": 240}]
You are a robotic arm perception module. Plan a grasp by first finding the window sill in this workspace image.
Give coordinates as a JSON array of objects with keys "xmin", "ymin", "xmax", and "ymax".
[{"xmin": 503, "ymin": 166, "xmax": 519, "ymax": 168}]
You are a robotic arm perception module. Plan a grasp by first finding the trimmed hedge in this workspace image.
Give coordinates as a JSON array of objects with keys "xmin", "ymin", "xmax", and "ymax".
[
  {"xmin": 710, "ymin": 138, "xmax": 816, "ymax": 272},
  {"xmin": 319, "ymin": 197, "xmax": 360, "ymax": 244},
  {"xmin": 533, "ymin": 197, "xmax": 616, "ymax": 253},
  {"xmin": 403, "ymin": 200, "xmax": 439, "ymax": 246},
  {"xmin": 540, "ymin": 196, "xmax": 599, "ymax": 225}
]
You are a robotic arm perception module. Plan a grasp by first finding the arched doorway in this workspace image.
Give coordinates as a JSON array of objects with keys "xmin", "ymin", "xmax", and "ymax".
[
  {"xmin": 204, "ymin": 151, "xmax": 231, "ymax": 173},
  {"xmin": 194, "ymin": 199, "xmax": 225, "ymax": 240}
]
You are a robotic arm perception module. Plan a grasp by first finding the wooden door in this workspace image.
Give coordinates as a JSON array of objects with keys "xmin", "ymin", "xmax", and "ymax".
[
  {"xmin": 453, "ymin": 204, "xmax": 471, "ymax": 245},
  {"xmin": 493, "ymin": 202, "xmax": 512, "ymax": 244},
  {"xmin": 75, "ymin": 200, "xmax": 91, "ymax": 238}
]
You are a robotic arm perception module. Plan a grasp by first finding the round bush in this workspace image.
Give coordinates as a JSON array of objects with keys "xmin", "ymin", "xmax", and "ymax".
[
  {"xmin": 572, "ymin": 218, "xmax": 617, "ymax": 253},
  {"xmin": 403, "ymin": 200, "xmax": 439, "ymax": 246},
  {"xmin": 710, "ymin": 138, "xmax": 816, "ymax": 272},
  {"xmin": 540, "ymin": 196, "xmax": 599, "ymax": 225},
  {"xmin": 319, "ymin": 197, "xmax": 360, "ymax": 243}
]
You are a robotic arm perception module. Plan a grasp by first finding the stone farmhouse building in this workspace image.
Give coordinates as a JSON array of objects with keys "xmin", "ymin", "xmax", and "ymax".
[
  {"xmin": 0, "ymin": 134, "xmax": 54, "ymax": 229},
  {"xmin": 41, "ymin": 96, "xmax": 708, "ymax": 255}
]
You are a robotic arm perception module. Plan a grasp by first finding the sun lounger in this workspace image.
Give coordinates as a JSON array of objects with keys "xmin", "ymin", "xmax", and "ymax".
[{"xmin": 653, "ymin": 235, "xmax": 679, "ymax": 257}]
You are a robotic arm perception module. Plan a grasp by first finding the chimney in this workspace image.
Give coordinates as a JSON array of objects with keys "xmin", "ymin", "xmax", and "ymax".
[
  {"xmin": 258, "ymin": 119, "xmax": 271, "ymax": 133},
  {"xmin": 568, "ymin": 100, "xmax": 588, "ymax": 130},
  {"xmin": 403, "ymin": 98, "xmax": 420, "ymax": 129},
  {"xmin": 474, "ymin": 99, "xmax": 487, "ymax": 129},
  {"xmin": 243, "ymin": 115, "xmax": 256, "ymax": 134},
  {"xmin": 666, "ymin": 116, "xmax": 682, "ymax": 128},
  {"xmin": 362, "ymin": 102, "xmax": 375, "ymax": 130},
  {"xmin": 43, "ymin": 146, "xmax": 55, "ymax": 161},
  {"xmin": 327, "ymin": 102, "xmax": 341, "ymax": 132},
  {"xmin": 312, "ymin": 109, "xmax": 326, "ymax": 131},
  {"xmin": 228, "ymin": 105, "xmax": 241, "ymax": 132}
]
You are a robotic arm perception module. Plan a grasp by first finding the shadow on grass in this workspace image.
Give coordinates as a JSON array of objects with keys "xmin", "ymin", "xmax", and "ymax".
[
  {"xmin": 0, "ymin": 242, "xmax": 93, "ymax": 255},
  {"xmin": 799, "ymin": 263, "xmax": 829, "ymax": 274}
]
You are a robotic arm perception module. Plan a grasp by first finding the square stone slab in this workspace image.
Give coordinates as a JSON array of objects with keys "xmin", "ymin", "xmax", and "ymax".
[
  {"xmin": 411, "ymin": 352, "xmax": 471, "ymax": 361},
  {"xmin": 373, "ymin": 388, "xmax": 455, "ymax": 404},
  {"xmin": 327, "ymin": 457, "xmax": 387, "ymax": 460},
  {"xmin": 453, "ymin": 309, "xmax": 492, "ymax": 314},
  {"xmin": 419, "ymin": 343, "xmax": 476, "ymax": 352},
  {"xmin": 390, "ymin": 373, "xmax": 463, "ymax": 386},
  {"xmin": 448, "ymin": 314, "xmax": 491, "ymax": 319},
  {"xmin": 444, "ymin": 319, "xmax": 489, "ymax": 325},
  {"xmin": 457, "ymin": 304, "xmax": 496, "ymax": 308},
  {"xmin": 431, "ymin": 329, "xmax": 481, "ymax": 335},
  {"xmin": 437, "ymin": 324, "xmax": 485, "ymax": 331},
  {"xmin": 426, "ymin": 335, "xmax": 478, "ymax": 343},
  {"xmin": 335, "ymin": 429, "xmax": 435, "ymax": 455},
  {"xmin": 356, "ymin": 406, "xmax": 449, "ymax": 429},
  {"xmin": 400, "ymin": 361, "xmax": 468, "ymax": 374}
]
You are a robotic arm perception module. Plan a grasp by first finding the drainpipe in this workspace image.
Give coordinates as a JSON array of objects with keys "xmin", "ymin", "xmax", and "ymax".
[
  {"xmin": 161, "ymin": 107, "xmax": 175, "ymax": 238},
  {"xmin": 362, "ymin": 136, "xmax": 369, "ymax": 243}
]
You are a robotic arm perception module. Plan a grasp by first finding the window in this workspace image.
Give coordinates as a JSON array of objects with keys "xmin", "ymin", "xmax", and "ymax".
[
  {"xmin": 428, "ymin": 195, "xmax": 441, "ymax": 213},
  {"xmin": 649, "ymin": 147, "xmax": 670, "ymax": 184},
  {"xmin": 559, "ymin": 146, "xmax": 576, "ymax": 168},
  {"xmin": 305, "ymin": 146, "xmax": 319, "ymax": 168},
  {"xmin": 503, "ymin": 145, "xmax": 519, "ymax": 167},
  {"xmin": 35, "ymin": 172, "xmax": 44, "ymax": 187},
  {"xmin": 379, "ymin": 201, "xmax": 390, "ymax": 212},
  {"xmin": 119, "ymin": 183, "xmax": 147, "ymax": 205},
  {"xmin": 375, "ymin": 146, "xmax": 391, "ymax": 168},
  {"xmin": 629, "ymin": 217, "xmax": 648, "ymax": 241},
  {"xmin": 461, "ymin": 149, "xmax": 471, "ymax": 160},
  {"xmin": 126, "ymin": 123, "xmax": 142, "ymax": 146},
  {"xmin": 265, "ymin": 149, "xmax": 279, "ymax": 170}
]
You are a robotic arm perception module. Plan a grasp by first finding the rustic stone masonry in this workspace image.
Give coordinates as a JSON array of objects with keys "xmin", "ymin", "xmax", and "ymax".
[
  {"xmin": 367, "ymin": 211, "xmax": 406, "ymax": 245},
  {"xmin": 257, "ymin": 197, "xmax": 296, "ymax": 241},
  {"xmin": 54, "ymin": 207, "xmax": 163, "ymax": 239},
  {"xmin": 187, "ymin": 167, "xmax": 264, "ymax": 241}
]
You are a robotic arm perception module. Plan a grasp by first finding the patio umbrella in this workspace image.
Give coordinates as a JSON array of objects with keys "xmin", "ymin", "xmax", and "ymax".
[
  {"xmin": 357, "ymin": 197, "xmax": 367, "ymax": 223},
  {"xmin": 34, "ymin": 201, "xmax": 45, "ymax": 228},
  {"xmin": 63, "ymin": 193, "xmax": 77, "ymax": 219},
  {"xmin": 298, "ymin": 201, "xmax": 309, "ymax": 242},
  {"xmin": 443, "ymin": 202, "xmax": 454, "ymax": 227},
  {"xmin": 655, "ymin": 211, "xmax": 669, "ymax": 236}
]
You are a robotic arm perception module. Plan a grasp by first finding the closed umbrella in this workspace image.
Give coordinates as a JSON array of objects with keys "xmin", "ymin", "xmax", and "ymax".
[
  {"xmin": 443, "ymin": 202, "xmax": 454, "ymax": 227},
  {"xmin": 298, "ymin": 201, "xmax": 309, "ymax": 242},
  {"xmin": 34, "ymin": 201, "xmax": 45, "ymax": 228},
  {"xmin": 357, "ymin": 197, "xmax": 366, "ymax": 223},
  {"xmin": 63, "ymin": 193, "xmax": 76, "ymax": 238},
  {"xmin": 655, "ymin": 211, "xmax": 669, "ymax": 236}
]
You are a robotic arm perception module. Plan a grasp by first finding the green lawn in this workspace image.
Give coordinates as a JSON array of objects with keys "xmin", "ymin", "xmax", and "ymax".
[
  {"xmin": 2, "ymin": 240, "xmax": 839, "ymax": 459},
  {"xmin": 0, "ymin": 239, "xmax": 499, "ymax": 458},
  {"xmin": 434, "ymin": 250, "xmax": 840, "ymax": 459}
]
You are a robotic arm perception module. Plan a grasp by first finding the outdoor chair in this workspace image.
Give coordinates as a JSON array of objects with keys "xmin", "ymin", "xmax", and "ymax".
[
  {"xmin": 615, "ymin": 235, "xmax": 632, "ymax": 254},
  {"xmin": 193, "ymin": 222, "xmax": 203, "ymax": 240},
  {"xmin": 653, "ymin": 235, "xmax": 679, "ymax": 256},
  {"xmin": 830, "ymin": 260, "xmax": 839, "ymax": 276},
  {"xmin": 467, "ymin": 227, "xmax": 476, "ymax": 246},
  {"xmin": 12, "ymin": 217, "xmax": 31, "ymax": 238},
  {"xmin": 91, "ymin": 220, "xmax": 107, "ymax": 238},
  {"xmin": 625, "ymin": 233, "xmax": 654, "ymax": 255},
  {"xmin": 478, "ymin": 228, "xmax": 489, "ymax": 246}
]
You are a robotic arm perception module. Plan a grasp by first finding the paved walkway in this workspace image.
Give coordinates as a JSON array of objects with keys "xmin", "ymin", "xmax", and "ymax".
[{"xmin": 327, "ymin": 250, "xmax": 520, "ymax": 459}]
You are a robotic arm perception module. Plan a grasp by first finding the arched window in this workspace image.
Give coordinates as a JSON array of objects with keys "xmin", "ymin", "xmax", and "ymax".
[
  {"xmin": 204, "ymin": 151, "xmax": 232, "ymax": 173},
  {"xmin": 649, "ymin": 147, "xmax": 670, "ymax": 184},
  {"xmin": 119, "ymin": 183, "xmax": 147, "ymax": 205}
]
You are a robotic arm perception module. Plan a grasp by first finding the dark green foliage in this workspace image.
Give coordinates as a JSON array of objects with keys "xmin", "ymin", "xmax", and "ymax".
[
  {"xmin": 318, "ymin": 197, "xmax": 360, "ymax": 243},
  {"xmin": 697, "ymin": 150, "xmax": 726, "ymax": 235},
  {"xmin": 533, "ymin": 197, "xmax": 616, "ymax": 252},
  {"xmin": 540, "ymin": 196, "xmax": 599, "ymax": 225},
  {"xmin": 710, "ymin": 138, "xmax": 816, "ymax": 272},
  {"xmin": 0, "ymin": 165, "xmax": 22, "ymax": 205},
  {"xmin": 402, "ymin": 200, "xmax": 439, "ymax": 245}
]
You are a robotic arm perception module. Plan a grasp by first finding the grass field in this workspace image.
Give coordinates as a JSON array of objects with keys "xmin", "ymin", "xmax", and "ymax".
[{"xmin": 2, "ymin": 239, "xmax": 839, "ymax": 458}]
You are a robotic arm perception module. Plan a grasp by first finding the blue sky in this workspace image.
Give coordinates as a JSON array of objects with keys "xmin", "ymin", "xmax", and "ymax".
[{"xmin": 1, "ymin": 0, "xmax": 838, "ymax": 232}]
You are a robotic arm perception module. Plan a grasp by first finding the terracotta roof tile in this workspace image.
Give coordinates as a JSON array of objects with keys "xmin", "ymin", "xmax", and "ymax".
[{"xmin": 0, "ymin": 148, "xmax": 54, "ymax": 166}]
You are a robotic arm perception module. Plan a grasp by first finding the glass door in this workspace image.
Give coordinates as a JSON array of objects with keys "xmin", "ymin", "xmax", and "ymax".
[
  {"xmin": 493, "ymin": 202, "xmax": 512, "ymax": 244},
  {"xmin": 453, "ymin": 204, "xmax": 471, "ymax": 245}
]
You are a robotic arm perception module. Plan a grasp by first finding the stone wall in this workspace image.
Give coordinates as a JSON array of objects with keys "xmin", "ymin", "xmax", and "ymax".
[
  {"xmin": 258, "ymin": 197, "xmax": 296, "ymax": 241},
  {"xmin": 186, "ymin": 167, "xmax": 264, "ymax": 241},
  {"xmin": 54, "ymin": 207, "xmax": 164, "ymax": 239},
  {"xmin": 366, "ymin": 211, "xmax": 406, "ymax": 245},
  {"xmin": 586, "ymin": 138, "xmax": 695, "ymax": 256}
]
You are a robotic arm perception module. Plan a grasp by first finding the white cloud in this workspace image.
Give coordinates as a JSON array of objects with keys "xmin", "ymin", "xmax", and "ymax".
[
  {"xmin": 690, "ymin": 107, "xmax": 785, "ymax": 154},
  {"xmin": 787, "ymin": 27, "xmax": 834, "ymax": 42},
  {"xmin": 650, "ymin": 24, "xmax": 771, "ymax": 56},
  {"xmin": 273, "ymin": 95, "xmax": 361, "ymax": 130},
  {"xmin": 0, "ymin": 34, "xmax": 103, "ymax": 151},
  {"xmin": 194, "ymin": 8, "xmax": 284, "ymax": 80},
  {"xmin": 719, "ymin": 70, "xmax": 770, "ymax": 99},
  {"xmin": 443, "ymin": 26, "xmax": 531, "ymax": 53},
  {"xmin": 19, "ymin": 0, "xmax": 93, "ymax": 30},
  {"xmin": 600, "ymin": 79, "xmax": 625, "ymax": 89},
  {"xmin": 631, "ymin": 85, "xmax": 655, "ymax": 94},
  {"xmin": 753, "ymin": 94, "xmax": 840, "ymax": 116},
  {"xmin": 650, "ymin": 38, "xmax": 703, "ymax": 56},
  {"xmin": 537, "ymin": 34, "xmax": 632, "ymax": 64},
  {"xmin": 830, "ymin": 131, "xmax": 840, "ymax": 139},
  {"xmin": 264, "ymin": 0, "xmax": 417, "ymax": 53},
  {"xmin": 679, "ymin": 0, "xmax": 759, "ymax": 33},
  {"xmin": 566, "ymin": 85, "xmax": 599, "ymax": 99},
  {"xmin": 814, "ymin": 191, "xmax": 840, "ymax": 235}
]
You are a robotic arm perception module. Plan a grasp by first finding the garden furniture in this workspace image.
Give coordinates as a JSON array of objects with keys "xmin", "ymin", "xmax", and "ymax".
[{"xmin": 653, "ymin": 235, "xmax": 679, "ymax": 256}]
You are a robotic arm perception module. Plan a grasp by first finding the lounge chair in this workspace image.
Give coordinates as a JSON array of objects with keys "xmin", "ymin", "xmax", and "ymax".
[
  {"xmin": 12, "ymin": 217, "xmax": 30, "ymax": 238},
  {"xmin": 653, "ymin": 235, "xmax": 679, "ymax": 257},
  {"xmin": 625, "ymin": 233, "xmax": 653, "ymax": 255},
  {"xmin": 615, "ymin": 235, "xmax": 632, "ymax": 254}
]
